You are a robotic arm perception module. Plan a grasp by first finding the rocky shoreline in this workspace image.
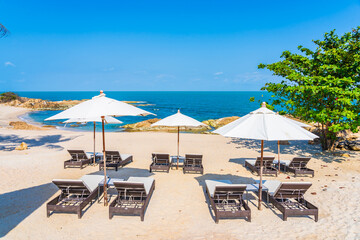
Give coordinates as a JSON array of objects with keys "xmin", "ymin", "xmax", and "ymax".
[
  {"xmin": 2, "ymin": 96, "xmax": 146, "ymax": 110},
  {"xmin": 121, "ymin": 116, "xmax": 241, "ymax": 133}
]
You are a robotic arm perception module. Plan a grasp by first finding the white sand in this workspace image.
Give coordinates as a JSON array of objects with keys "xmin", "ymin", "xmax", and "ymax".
[{"xmin": 0, "ymin": 105, "xmax": 359, "ymax": 239}]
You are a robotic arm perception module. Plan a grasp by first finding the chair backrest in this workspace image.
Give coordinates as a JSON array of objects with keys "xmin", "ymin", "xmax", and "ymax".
[
  {"xmin": 152, "ymin": 153, "xmax": 170, "ymax": 165},
  {"xmin": 105, "ymin": 151, "xmax": 121, "ymax": 162},
  {"xmin": 185, "ymin": 154, "xmax": 203, "ymax": 166},
  {"xmin": 256, "ymin": 156, "xmax": 275, "ymax": 167},
  {"xmin": 52, "ymin": 179, "xmax": 91, "ymax": 196},
  {"xmin": 68, "ymin": 150, "xmax": 88, "ymax": 161},
  {"xmin": 213, "ymin": 185, "xmax": 246, "ymax": 200},
  {"xmin": 273, "ymin": 182, "xmax": 312, "ymax": 199},
  {"xmin": 289, "ymin": 157, "xmax": 311, "ymax": 168},
  {"xmin": 114, "ymin": 182, "xmax": 147, "ymax": 199}
]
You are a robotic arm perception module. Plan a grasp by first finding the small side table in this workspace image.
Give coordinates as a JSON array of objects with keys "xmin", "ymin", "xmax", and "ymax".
[
  {"xmin": 98, "ymin": 177, "xmax": 124, "ymax": 203},
  {"xmin": 170, "ymin": 156, "xmax": 185, "ymax": 169},
  {"xmin": 245, "ymin": 183, "xmax": 269, "ymax": 204}
]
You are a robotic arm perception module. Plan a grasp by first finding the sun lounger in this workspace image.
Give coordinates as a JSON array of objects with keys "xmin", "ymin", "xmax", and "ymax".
[
  {"xmin": 47, "ymin": 175, "xmax": 104, "ymax": 218},
  {"xmin": 109, "ymin": 177, "xmax": 155, "ymax": 221},
  {"xmin": 99, "ymin": 151, "xmax": 133, "ymax": 171},
  {"xmin": 183, "ymin": 154, "xmax": 204, "ymax": 174},
  {"xmin": 245, "ymin": 156, "xmax": 277, "ymax": 176},
  {"xmin": 205, "ymin": 180, "xmax": 251, "ymax": 223},
  {"xmin": 149, "ymin": 153, "xmax": 170, "ymax": 173},
  {"xmin": 64, "ymin": 150, "xmax": 91, "ymax": 169},
  {"xmin": 261, "ymin": 181, "xmax": 318, "ymax": 221},
  {"xmin": 276, "ymin": 157, "xmax": 314, "ymax": 177}
]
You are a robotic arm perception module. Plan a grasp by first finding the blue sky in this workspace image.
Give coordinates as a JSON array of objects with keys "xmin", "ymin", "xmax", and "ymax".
[{"xmin": 1, "ymin": 0, "xmax": 360, "ymax": 91}]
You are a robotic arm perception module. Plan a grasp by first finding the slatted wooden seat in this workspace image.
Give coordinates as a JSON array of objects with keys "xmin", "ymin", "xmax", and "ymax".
[
  {"xmin": 205, "ymin": 180, "xmax": 251, "ymax": 223},
  {"xmin": 109, "ymin": 177, "xmax": 155, "ymax": 221},
  {"xmin": 183, "ymin": 154, "xmax": 204, "ymax": 174},
  {"xmin": 99, "ymin": 151, "xmax": 133, "ymax": 171},
  {"xmin": 245, "ymin": 156, "xmax": 277, "ymax": 176},
  {"xmin": 149, "ymin": 153, "xmax": 170, "ymax": 173},
  {"xmin": 47, "ymin": 175, "xmax": 104, "ymax": 218},
  {"xmin": 263, "ymin": 182, "xmax": 318, "ymax": 222},
  {"xmin": 280, "ymin": 157, "xmax": 314, "ymax": 177},
  {"xmin": 64, "ymin": 150, "xmax": 91, "ymax": 169}
]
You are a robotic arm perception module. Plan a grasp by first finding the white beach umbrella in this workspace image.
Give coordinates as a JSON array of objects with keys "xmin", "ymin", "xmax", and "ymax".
[
  {"xmin": 214, "ymin": 102, "xmax": 318, "ymax": 210},
  {"xmin": 64, "ymin": 116, "xmax": 123, "ymax": 164},
  {"xmin": 45, "ymin": 91, "xmax": 154, "ymax": 206},
  {"xmin": 151, "ymin": 110, "xmax": 207, "ymax": 169}
]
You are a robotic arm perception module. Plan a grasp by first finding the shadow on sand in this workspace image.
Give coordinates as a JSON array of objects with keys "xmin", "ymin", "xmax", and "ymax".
[
  {"xmin": 229, "ymin": 138, "xmax": 349, "ymax": 163},
  {"xmin": 0, "ymin": 134, "xmax": 79, "ymax": 151},
  {"xmin": 0, "ymin": 183, "xmax": 58, "ymax": 238}
]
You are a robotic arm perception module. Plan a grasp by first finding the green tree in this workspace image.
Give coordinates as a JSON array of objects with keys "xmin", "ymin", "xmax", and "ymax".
[
  {"xmin": 258, "ymin": 27, "xmax": 360, "ymax": 151},
  {"xmin": 0, "ymin": 23, "xmax": 9, "ymax": 38}
]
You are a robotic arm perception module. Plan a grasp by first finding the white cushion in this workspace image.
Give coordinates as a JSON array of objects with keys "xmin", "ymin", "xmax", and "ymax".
[
  {"xmin": 254, "ymin": 180, "xmax": 282, "ymax": 196},
  {"xmin": 80, "ymin": 175, "xmax": 104, "ymax": 192},
  {"xmin": 205, "ymin": 180, "xmax": 232, "ymax": 198},
  {"xmin": 127, "ymin": 177, "xmax": 154, "ymax": 195},
  {"xmin": 245, "ymin": 159, "xmax": 256, "ymax": 166},
  {"xmin": 120, "ymin": 154, "xmax": 132, "ymax": 160}
]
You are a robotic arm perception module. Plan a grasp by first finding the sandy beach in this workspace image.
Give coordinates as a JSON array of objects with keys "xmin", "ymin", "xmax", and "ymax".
[{"xmin": 0, "ymin": 104, "xmax": 359, "ymax": 240}]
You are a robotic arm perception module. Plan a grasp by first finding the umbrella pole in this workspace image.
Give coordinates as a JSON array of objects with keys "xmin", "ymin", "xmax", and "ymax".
[
  {"xmin": 258, "ymin": 140, "xmax": 264, "ymax": 210},
  {"xmin": 93, "ymin": 122, "xmax": 96, "ymax": 165},
  {"xmin": 278, "ymin": 140, "xmax": 281, "ymax": 172},
  {"xmin": 102, "ymin": 117, "xmax": 108, "ymax": 206},
  {"xmin": 177, "ymin": 126, "xmax": 179, "ymax": 170}
]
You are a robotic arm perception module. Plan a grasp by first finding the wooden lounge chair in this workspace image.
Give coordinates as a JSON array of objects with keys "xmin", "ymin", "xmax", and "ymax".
[
  {"xmin": 149, "ymin": 153, "xmax": 170, "ymax": 173},
  {"xmin": 278, "ymin": 157, "xmax": 314, "ymax": 177},
  {"xmin": 109, "ymin": 177, "xmax": 155, "ymax": 221},
  {"xmin": 205, "ymin": 180, "xmax": 251, "ymax": 223},
  {"xmin": 99, "ymin": 151, "xmax": 133, "ymax": 171},
  {"xmin": 244, "ymin": 156, "xmax": 277, "ymax": 176},
  {"xmin": 64, "ymin": 150, "xmax": 91, "ymax": 169},
  {"xmin": 261, "ymin": 181, "xmax": 318, "ymax": 222},
  {"xmin": 47, "ymin": 175, "xmax": 104, "ymax": 218},
  {"xmin": 183, "ymin": 154, "xmax": 204, "ymax": 174}
]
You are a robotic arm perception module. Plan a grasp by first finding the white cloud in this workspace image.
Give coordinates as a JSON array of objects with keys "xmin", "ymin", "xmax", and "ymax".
[
  {"xmin": 214, "ymin": 72, "xmax": 223, "ymax": 75},
  {"xmin": 4, "ymin": 61, "xmax": 15, "ymax": 67}
]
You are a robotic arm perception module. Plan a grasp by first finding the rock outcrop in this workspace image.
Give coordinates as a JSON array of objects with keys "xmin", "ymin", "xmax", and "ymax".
[
  {"xmin": 9, "ymin": 121, "xmax": 54, "ymax": 130},
  {"xmin": 2, "ymin": 93, "xmax": 144, "ymax": 111},
  {"xmin": 121, "ymin": 116, "xmax": 241, "ymax": 133},
  {"xmin": 202, "ymin": 116, "xmax": 240, "ymax": 129},
  {"xmin": 15, "ymin": 142, "xmax": 28, "ymax": 150},
  {"xmin": 122, "ymin": 118, "xmax": 210, "ymax": 132}
]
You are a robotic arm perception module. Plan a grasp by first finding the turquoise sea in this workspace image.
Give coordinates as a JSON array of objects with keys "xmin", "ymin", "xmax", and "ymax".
[{"xmin": 16, "ymin": 91, "xmax": 272, "ymax": 132}]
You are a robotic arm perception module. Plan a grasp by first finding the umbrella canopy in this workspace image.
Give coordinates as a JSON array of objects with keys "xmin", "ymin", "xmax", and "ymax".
[
  {"xmin": 152, "ymin": 109, "xmax": 206, "ymax": 127},
  {"xmin": 45, "ymin": 91, "xmax": 154, "ymax": 206},
  {"xmin": 151, "ymin": 110, "xmax": 207, "ymax": 169},
  {"xmin": 45, "ymin": 92, "xmax": 153, "ymax": 121},
  {"xmin": 214, "ymin": 104, "xmax": 317, "ymax": 141},
  {"xmin": 283, "ymin": 116, "xmax": 311, "ymax": 128},
  {"xmin": 214, "ymin": 102, "xmax": 318, "ymax": 210},
  {"xmin": 63, "ymin": 116, "xmax": 122, "ymax": 124}
]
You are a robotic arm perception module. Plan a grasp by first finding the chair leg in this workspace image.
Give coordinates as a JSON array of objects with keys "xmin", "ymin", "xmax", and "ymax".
[{"xmin": 77, "ymin": 210, "xmax": 82, "ymax": 219}]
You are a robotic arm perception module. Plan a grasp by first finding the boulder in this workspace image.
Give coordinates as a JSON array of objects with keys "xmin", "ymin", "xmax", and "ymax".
[
  {"xmin": 347, "ymin": 140, "xmax": 360, "ymax": 151},
  {"xmin": 202, "ymin": 116, "xmax": 239, "ymax": 129},
  {"xmin": 15, "ymin": 142, "xmax": 28, "ymax": 150},
  {"xmin": 9, "ymin": 121, "xmax": 43, "ymax": 130}
]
